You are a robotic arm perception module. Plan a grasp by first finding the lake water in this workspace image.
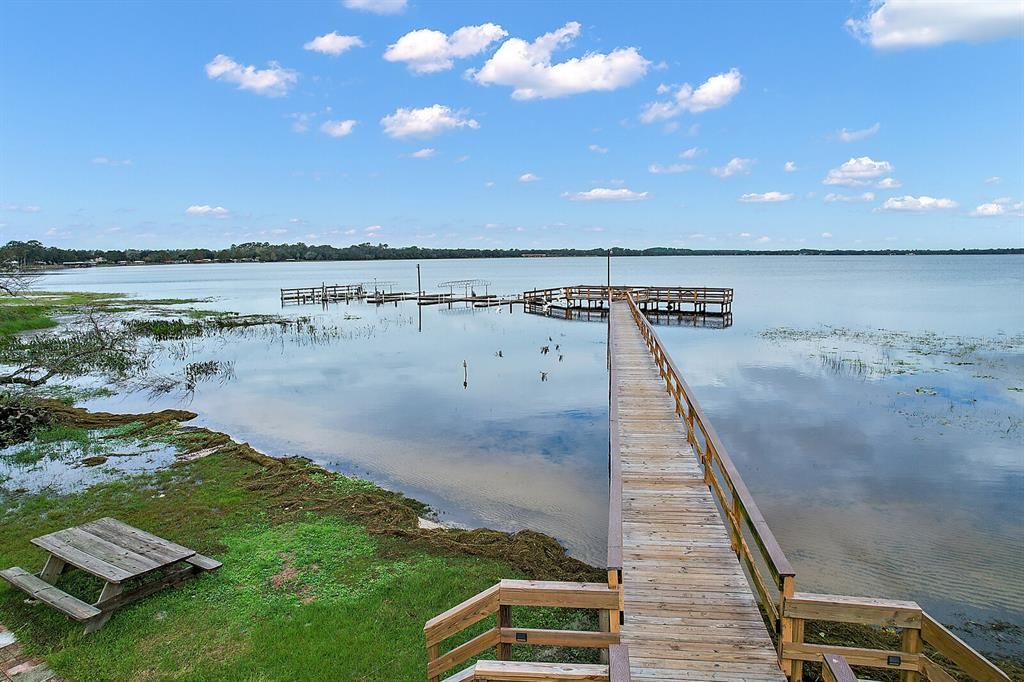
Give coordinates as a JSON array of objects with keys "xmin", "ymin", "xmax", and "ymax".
[{"xmin": 28, "ymin": 255, "xmax": 1024, "ymax": 655}]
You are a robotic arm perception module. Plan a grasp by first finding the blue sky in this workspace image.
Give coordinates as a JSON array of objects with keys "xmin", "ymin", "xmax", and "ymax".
[{"xmin": 1, "ymin": 0, "xmax": 1022, "ymax": 250}]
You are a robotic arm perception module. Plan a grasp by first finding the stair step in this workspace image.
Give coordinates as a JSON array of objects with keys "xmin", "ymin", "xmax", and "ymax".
[
  {"xmin": 442, "ymin": 661, "xmax": 611, "ymax": 681},
  {"xmin": 0, "ymin": 567, "xmax": 101, "ymax": 622}
]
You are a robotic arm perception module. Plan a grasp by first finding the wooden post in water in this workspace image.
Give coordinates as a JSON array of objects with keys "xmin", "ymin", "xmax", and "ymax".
[{"xmin": 416, "ymin": 263, "xmax": 422, "ymax": 298}]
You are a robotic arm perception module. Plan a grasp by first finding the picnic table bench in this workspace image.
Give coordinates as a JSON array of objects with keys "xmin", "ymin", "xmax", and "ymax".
[{"xmin": 0, "ymin": 517, "xmax": 221, "ymax": 633}]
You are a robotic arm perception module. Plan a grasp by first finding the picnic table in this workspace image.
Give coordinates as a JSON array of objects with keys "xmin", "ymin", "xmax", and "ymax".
[{"xmin": 0, "ymin": 517, "xmax": 221, "ymax": 633}]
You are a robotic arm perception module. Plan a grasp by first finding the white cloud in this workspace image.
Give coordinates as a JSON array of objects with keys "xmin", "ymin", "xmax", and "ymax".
[
  {"xmin": 985, "ymin": 176, "xmax": 1002, "ymax": 184},
  {"xmin": 881, "ymin": 195, "xmax": 958, "ymax": 211},
  {"xmin": 756, "ymin": 236, "xmax": 772, "ymax": 243},
  {"xmin": 970, "ymin": 202, "xmax": 1005, "ymax": 217},
  {"xmin": 970, "ymin": 197, "xmax": 1024, "ymax": 217},
  {"xmin": 484, "ymin": 181, "xmax": 495, "ymax": 188},
  {"xmin": 784, "ymin": 161, "xmax": 798, "ymax": 172},
  {"xmin": 92, "ymin": 156, "xmax": 132, "ymax": 167},
  {"xmin": 365, "ymin": 224, "xmax": 382, "ymax": 233},
  {"xmin": 343, "ymin": 0, "xmax": 406, "ymax": 14},
  {"xmin": 640, "ymin": 68, "xmax": 742, "ymax": 123},
  {"xmin": 711, "ymin": 157, "xmax": 754, "ymax": 178},
  {"xmin": 823, "ymin": 156, "xmax": 893, "ymax": 186},
  {"xmin": 304, "ymin": 32, "xmax": 365, "ymax": 56},
  {"xmin": 1, "ymin": 204, "xmax": 41, "ymax": 213},
  {"xmin": 739, "ymin": 191, "xmax": 793, "ymax": 203},
  {"xmin": 680, "ymin": 146, "xmax": 704, "ymax": 159},
  {"xmin": 410, "ymin": 147, "xmax": 436, "ymax": 159},
  {"xmin": 380, "ymin": 105, "xmax": 478, "ymax": 139},
  {"xmin": 562, "ymin": 188, "xmax": 650, "ymax": 201},
  {"xmin": 825, "ymin": 191, "xmax": 876, "ymax": 203},
  {"xmin": 344, "ymin": 228, "xmax": 357, "ymax": 235},
  {"xmin": 385, "ymin": 24, "xmax": 507, "ymax": 74},
  {"xmin": 837, "ymin": 122, "xmax": 881, "ymax": 142},
  {"xmin": 648, "ymin": 163, "xmax": 694, "ymax": 175},
  {"xmin": 846, "ymin": 0, "xmax": 1024, "ymax": 49},
  {"xmin": 518, "ymin": 173, "xmax": 541, "ymax": 182},
  {"xmin": 876, "ymin": 177, "xmax": 902, "ymax": 189},
  {"xmin": 286, "ymin": 112, "xmax": 315, "ymax": 133},
  {"xmin": 470, "ymin": 21, "xmax": 649, "ymax": 100},
  {"xmin": 205, "ymin": 54, "xmax": 297, "ymax": 97},
  {"xmin": 185, "ymin": 205, "xmax": 229, "ymax": 217},
  {"xmin": 320, "ymin": 119, "xmax": 358, "ymax": 137},
  {"xmin": 821, "ymin": 232, "xmax": 833, "ymax": 238},
  {"xmin": 739, "ymin": 232, "xmax": 752, "ymax": 238},
  {"xmin": 589, "ymin": 144, "xmax": 609, "ymax": 154}
]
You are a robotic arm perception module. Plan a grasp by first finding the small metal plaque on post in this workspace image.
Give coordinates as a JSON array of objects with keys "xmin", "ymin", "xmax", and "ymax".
[
  {"xmin": 515, "ymin": 632, "xmax": 527, "ymax": 642},
  {"xmin": 887, "ymin": 655, "xmax": 902, "ymax": 667}
]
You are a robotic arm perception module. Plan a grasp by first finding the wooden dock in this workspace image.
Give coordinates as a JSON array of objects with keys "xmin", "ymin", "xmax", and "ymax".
[
  {"xmin": 423, "ymin": 287, "xmax": 1010, "ymax": 682},
  {"xmin": 609, "ymin": 299, "xmax": 784, "ymax": 681},
  {"xmin": 280, "ymin": 283, "xmax": 364, "ymax": 305}
]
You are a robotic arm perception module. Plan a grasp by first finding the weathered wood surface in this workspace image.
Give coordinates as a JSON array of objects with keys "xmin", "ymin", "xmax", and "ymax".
[
  {"xmin": 7, "ymin": 517, "xmax": 220, "ymax": 634},
  {"xmin": 821, "ymin": 653, "xmax": 857, "ymax": 682},
  {"xmin": 31, "ymin": 516, "xmax": 195, "ymax": 583},
  {"xmin": 610, "ymin": 301, "xmax": 785, "ymax": 682},
  {"xmin": 0, "ymin": 567, "xmax": 100, "ymax": 621},
  {"xmin": 470, "ymin": 660, "xmax": 610, "ymax": 681}
]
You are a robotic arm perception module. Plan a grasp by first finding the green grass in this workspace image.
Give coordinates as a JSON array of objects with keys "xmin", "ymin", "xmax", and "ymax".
[
  {"xmin": 0, "ymin": 291, "xmax": 210, "ymax": 338},
  {"xmin": 0, "ymin": 417, "xmax": 601, "ymax": 681},
  {"xmin": 0, "ymin": 304, "xmax": 58, "ymax": 335}
]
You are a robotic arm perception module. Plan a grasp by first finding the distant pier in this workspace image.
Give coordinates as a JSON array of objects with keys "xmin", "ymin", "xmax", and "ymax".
[{"xmin": 280, "ymin": 282, "xmax": 734, "ymax": 326}]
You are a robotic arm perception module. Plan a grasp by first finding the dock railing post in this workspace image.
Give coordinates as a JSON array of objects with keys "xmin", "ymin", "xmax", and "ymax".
[
  {"xmin": 427, "ymin": 642, "xmax": 440, "ymax": 682},
  {"xmin": 901, "ymin": 627, "xmax": 922, "ymax": 682},
  {"xmin": 780, "ymin": 574, "xmax": 801, "ymax": 681},
  {"xmin": 497, "ymin": 604, "xmax": 512, "ymax": 660}
]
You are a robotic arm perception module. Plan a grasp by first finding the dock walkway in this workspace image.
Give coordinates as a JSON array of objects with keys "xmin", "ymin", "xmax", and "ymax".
[{"xmin": 610, "ymin": 300, "xmax": 784, "ymax": 681}]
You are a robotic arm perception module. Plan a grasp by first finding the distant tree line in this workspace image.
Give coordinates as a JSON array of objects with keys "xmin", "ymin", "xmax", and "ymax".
[{"xmin": 1, "ymin": 240, "xmax": 1020, "ymax": 266}]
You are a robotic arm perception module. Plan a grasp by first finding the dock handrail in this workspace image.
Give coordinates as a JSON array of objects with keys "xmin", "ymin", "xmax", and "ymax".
[
  {"xmin": 623, "ymin": 292, "xmax": 794, "ymax": 623},
  {"xmin": 424, "ymin": 579, "xmax": 621, "ymax": 682},
  {"xmin": 607, "ymin": 291, "xmax": 622, "ymax": 573},
  {"xmin": 781, "ymin": 592, "xmax": 1009, "ymax": 682}
]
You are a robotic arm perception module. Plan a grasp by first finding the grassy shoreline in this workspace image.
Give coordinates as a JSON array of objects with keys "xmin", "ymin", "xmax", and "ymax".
[
  {"xmin": 0, "ymin": 291, "xmax": 604, "ymax": 679},
  {"xmin": 0, "ymin": 401, "xmax": 602, "ymax": 680}
]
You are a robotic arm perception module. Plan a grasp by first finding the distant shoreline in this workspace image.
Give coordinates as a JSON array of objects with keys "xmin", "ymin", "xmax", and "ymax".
[{"xmin": 3, "ymin": 241, "xmax": 1022, "ymax": 269}]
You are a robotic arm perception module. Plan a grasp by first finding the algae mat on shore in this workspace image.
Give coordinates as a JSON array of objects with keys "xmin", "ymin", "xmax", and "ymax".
[{"xmin": 0, "ymin": 405, "xmax": 601, "ymax": 681}]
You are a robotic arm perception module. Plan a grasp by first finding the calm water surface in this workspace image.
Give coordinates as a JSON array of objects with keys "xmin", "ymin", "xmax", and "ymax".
[{"xmin": 32, "ymin": 255, "xmax": 1024, "ymax": 653}]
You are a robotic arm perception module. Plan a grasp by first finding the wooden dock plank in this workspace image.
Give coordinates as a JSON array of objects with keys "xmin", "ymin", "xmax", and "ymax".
[{"xmin": 610, "ymin": 300, "xmax": 785, "ymax": 681}]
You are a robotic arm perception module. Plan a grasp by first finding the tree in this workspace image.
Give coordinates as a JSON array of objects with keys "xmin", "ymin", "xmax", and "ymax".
[
  {"xmin": 0, "ymin": 265, "xmax": 38, "ymax": 296},
  {"xmin": 0, "ymin": 312, "xmax": 145, "ymax": 387}
]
